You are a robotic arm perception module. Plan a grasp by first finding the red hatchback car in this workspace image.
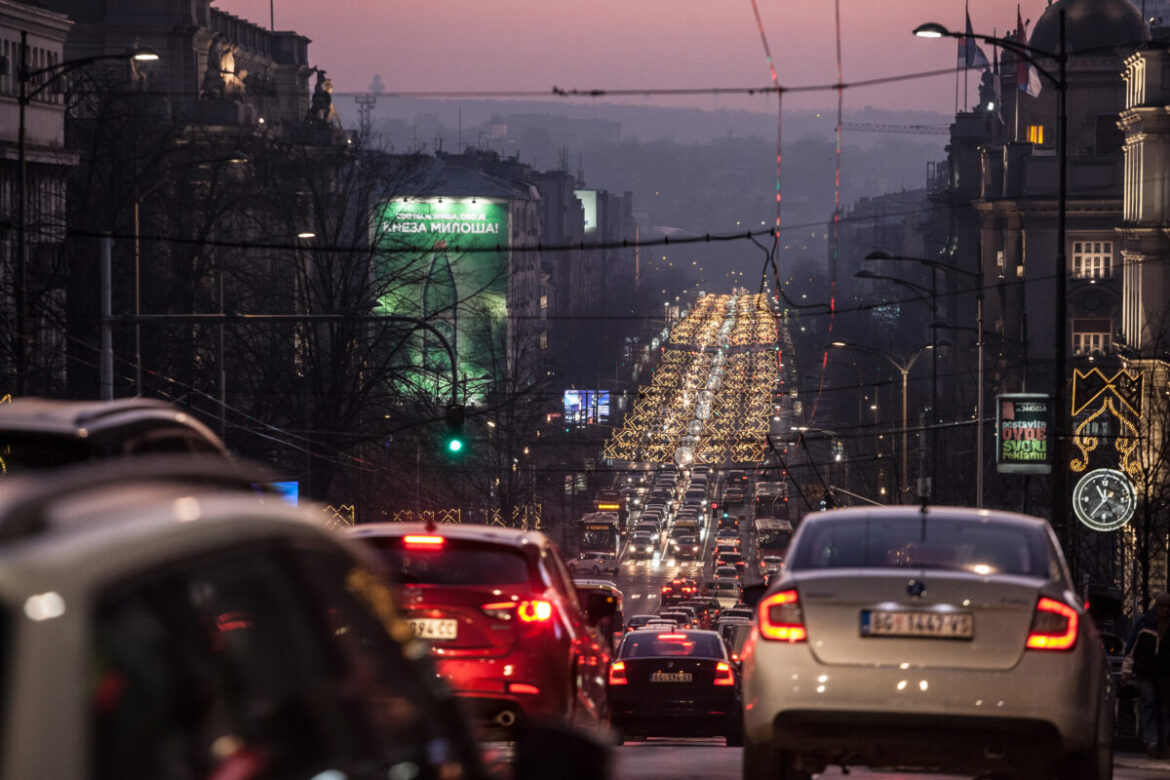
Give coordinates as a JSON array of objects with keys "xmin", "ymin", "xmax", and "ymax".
[{"xmin": 346, "ymin": 523, "xmax": 612, "ymax": 736}]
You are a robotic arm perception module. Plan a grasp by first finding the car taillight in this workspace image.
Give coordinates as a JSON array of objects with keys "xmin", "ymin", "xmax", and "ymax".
[
  {"xmin": 714, "ymin": 661, "xmax": 735, "ymax": 686},
  {"xmin": 403, "ymin": 534, "xmax": 444, "ymax": 549},
  {"xmin": 758, "ymin": 589, "xmax": 807, "ymax": 642},
  {"xmin": 1026, "ymin": 597, "xmax": 1079, "ymax": 651},
  {"xmin": 518, "ymin": 599, "xmax": 554, "ymax": 623},
  {"xmin": 608, "ymin": 660, "xmax": 628, "ymax": 685}
]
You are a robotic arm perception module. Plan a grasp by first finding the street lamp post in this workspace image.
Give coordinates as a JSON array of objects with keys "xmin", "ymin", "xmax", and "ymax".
[
  {"xmin": 132, "ymin": 151, "xmax": 248, "ymax": 396},
  {"xmin": 915, "ymin": 10, "xmax": 1068, "ymax": 532},
  {"xmin": 853, "ymin": 267, "xmax": 939, "ymax": 497},
  {"xmin": 865, "ymin": 250, "xmax": 984, "ymax": 504},
  {"xmin": 14, "ymin": 39, "xmax": 158, "ymax": 396},
  {"xmin": 829, "ymin": 340, "xmax": 933, "ymax": 499}
]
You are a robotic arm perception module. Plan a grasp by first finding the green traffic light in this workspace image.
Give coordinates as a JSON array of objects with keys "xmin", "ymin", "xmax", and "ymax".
[{"xmin": 446, "ymin": 437, "xmax": 464, "ymax": 454}]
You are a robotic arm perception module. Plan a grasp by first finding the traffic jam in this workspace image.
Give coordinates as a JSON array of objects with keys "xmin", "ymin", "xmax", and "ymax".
[{"xmin": 0, "ymin": 291, "xmax": 1124, "ymax": 780}]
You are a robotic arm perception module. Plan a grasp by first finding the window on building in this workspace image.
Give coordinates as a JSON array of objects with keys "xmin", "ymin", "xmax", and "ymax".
[
  {"xmin": 1072, "ymin": 241, "xmax": 1113, "ymax": 278},
  {"xmin": 1073, "ymin": 319, "xmax": 1112, "ymax": 355},
  {"xmin": 1027, "ymin": 124, "xmax": 1045, "ymax": 145}
]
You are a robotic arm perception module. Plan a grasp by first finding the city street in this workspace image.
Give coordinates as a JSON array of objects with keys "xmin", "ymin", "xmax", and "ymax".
[{"xmin": 613, "ymin": 741, "xmax": 1170, "ymax": 779}]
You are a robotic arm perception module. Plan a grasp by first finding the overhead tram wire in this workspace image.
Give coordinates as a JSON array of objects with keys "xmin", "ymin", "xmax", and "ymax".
[{"xmin": 68, "ymin": 171, "xmax": 1133, "ymax": 262}]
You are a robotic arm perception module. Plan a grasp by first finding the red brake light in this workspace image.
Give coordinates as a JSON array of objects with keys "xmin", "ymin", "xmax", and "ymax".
[
  {"xmin": 759, "ymin": 589, "xmax": 807, "ymax": 642},
  {"xmin": 657, "ymin": 633, "xmax": 686, "ymax": 640},
  {"xmin": 518, "ymin": 599, "xmax": 554, "ymax": 623},
  {"xmin": 508, "ymin": 682, "xmax": 541, "ymax": 695},
  {"xmin": 608, "ymin": 660, "xmax": 628, "ymax": 685},
  {"xmin": 403, "ymin": 534, "xmax": 444, "ymax": 549},
  {"xmin": 714, "ymin": 661, "xmax": 735, "ymax": 686},
  {"xmin": 1026, "ymin": 597, "xmax": 1079, "ymax": 651}
]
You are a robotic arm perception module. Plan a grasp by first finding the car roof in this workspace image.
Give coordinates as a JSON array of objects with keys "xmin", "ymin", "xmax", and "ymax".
[
  {"xmin": 0, "ymin": 457, "xmax": 324, "ymax": 602},
  {"xmin": 800, "ymin": 504, "xmax": 1049, "ymax": 529},
  {"xmin": 0, "ymin": 397, "xmax": 225, "ymax": 447},
  {"xmin": 346, "ymin": 521, "xmax": 552, "ymax": 548}
]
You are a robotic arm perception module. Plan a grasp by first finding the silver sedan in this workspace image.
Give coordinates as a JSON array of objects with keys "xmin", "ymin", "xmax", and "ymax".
[{"xmin": 741, "ymin": 505, "xmax": 1113, "ymax": 780}]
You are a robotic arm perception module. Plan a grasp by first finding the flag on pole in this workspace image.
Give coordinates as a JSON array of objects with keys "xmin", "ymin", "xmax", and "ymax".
[
  {"xmin": 1016, "ymin": 6, "xmax": 1042, "ymax": 96},
  {"xmin": 959, "ymin": 10, "xmax": 991, "ymax": 68}
]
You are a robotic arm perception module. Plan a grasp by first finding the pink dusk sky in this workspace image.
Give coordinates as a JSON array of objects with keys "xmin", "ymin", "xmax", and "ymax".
[{"xmin": 212, "ymin": 0, "xmax": 1064, "ymax": 114}]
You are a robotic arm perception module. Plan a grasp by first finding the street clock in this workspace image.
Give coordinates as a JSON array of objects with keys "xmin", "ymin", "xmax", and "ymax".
[{"xmin": 1072, "ymin": 468, "xmax": 1136, "ymax": 532}]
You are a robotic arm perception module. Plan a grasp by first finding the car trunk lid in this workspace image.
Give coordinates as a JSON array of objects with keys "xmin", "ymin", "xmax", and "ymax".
[{"xmin": 795, "ymin": 569, "xmax": 1043, "ymax": 670}]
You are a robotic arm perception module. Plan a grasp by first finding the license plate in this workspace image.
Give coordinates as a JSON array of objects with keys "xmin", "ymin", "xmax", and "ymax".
[
  {"xmin": 651, "ymin": 670, "xmax": 694, "ymax": 683},
  {"xmin": 861, "ymin": 610, "xmax": 973, "ymax": 639},
  {"xmin": 409, "ymin": 618, "xmax": 458, "ymax": 640}
]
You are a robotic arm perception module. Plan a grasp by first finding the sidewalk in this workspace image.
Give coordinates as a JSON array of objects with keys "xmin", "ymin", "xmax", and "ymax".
[{"xmin": 1117, "ymin": 749, "xmax": 1170, "ymax": 774}]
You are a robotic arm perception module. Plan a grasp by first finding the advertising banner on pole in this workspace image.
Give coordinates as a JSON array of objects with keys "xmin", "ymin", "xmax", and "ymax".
[
  {"xmin": 996, "ymin": 393, "xmax": 1052, "ymax": 474},
  {"xmin": 374, "ymin": 197, "xmax": 508, "ymax": 400}
]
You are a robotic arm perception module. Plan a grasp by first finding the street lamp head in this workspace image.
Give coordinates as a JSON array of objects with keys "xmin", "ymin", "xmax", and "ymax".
[
  {"xmin": 830, "ymin": 340, "xmax": 847, "ymax": 348},
  {"xmin": 854, "ymin": 269, "xmax": 878, "ymax": 279},
  {"xmin": 296, "ymin": 231, "xmax": 316, "ymax": 240},
  {"xmin": 131, "ymin": 48, "xmax": 160, "ymax": 62},
  {"xmin": 913, "ymin": 22, "xmax": 950, "ymax": 38},
  {"xmin": 865, "ymin": 250, "xmax": 894, "ymax": 260},
  {"xmin": 226, "ymin": 151, "xmax": 250, "ymax": 165}
]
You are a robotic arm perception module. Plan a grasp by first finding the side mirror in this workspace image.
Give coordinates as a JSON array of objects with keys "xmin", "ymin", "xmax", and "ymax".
[{"xmin": 741, "ymin": 583, "xmax": 767, "ymax": 609}]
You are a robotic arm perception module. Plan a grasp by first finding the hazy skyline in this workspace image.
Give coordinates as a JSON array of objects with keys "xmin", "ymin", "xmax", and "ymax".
[{"xmin": 212, "ymin": 0, "xmax": 1063, "ymax": 115}]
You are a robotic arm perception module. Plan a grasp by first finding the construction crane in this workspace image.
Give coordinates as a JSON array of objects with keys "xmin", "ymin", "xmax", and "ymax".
[{"xmin": 841, "ymin": 122, "xmax": 950, "ymax": 136}]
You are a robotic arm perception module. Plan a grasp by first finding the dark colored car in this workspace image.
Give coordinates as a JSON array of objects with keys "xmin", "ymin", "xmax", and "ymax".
[
  {"xmin": 347, "ymin": 523, "xmax": 612, "ymax": 737},
  {"xmin": 716, "ymin": 551, "xmax": 746, "ymax": 573},
  {"xmin": 718, "ymin": 514, "xmax": 740, "ymax": 531},
  {"xmin": 660, "ymin": 577, "xmax": 699, "ymax": 606},
  {"xmin": 609, "ymin": 629, "xmax": 742, "ymax": 745},
  {"xmin": 671, "ymin": 533, "xmax": 701, "ymax": 559}
]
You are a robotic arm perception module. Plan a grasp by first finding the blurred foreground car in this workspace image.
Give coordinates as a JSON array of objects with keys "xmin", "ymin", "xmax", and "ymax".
[
  {"xmin": 0, "ymin": 457, "xmax": 488, "ymax": 779},
  {"xmin": 0, "ymin": 397, "xmax": 227, "ymax": 472},
  {"xmin": 741, "ymin": 506, "xmax": 1113, "ymax": 780},
  {"xmin": 346, "ymin": 522, "xmax": 612, "ymax": 738},
  {"xmin": 609, "ymin": 629, "xmax": 742, "ymax": 745}
]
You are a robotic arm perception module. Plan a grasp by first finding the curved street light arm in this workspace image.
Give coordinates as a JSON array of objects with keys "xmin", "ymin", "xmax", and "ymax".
[
  {"xmin": 23, "ymin": 51, "xmax": 157, "ymax": 103},
  {"xmin": 864, "ymin": 251, "xmax": 980, "ymax": 286},
  {"xmin": 915, "ymin": 23, "xmax": 1061, "ymax": 86}
]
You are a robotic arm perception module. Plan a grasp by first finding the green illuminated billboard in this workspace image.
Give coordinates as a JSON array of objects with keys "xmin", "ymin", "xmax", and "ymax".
[{"xmin": 376, "ymin": 198, "xmax": 508, "ymax": 399}]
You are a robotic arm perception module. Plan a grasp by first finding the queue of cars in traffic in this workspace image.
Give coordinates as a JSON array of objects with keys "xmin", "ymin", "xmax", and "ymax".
[{"xmin": 0, "ymin": 397, "xmax": 1121, "ymax": 780}]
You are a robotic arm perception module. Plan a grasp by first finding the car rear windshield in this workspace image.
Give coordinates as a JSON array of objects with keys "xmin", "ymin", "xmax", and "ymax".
[
  {"xmin": 0, "ymin": 432, "xmax": 99, "ymax": 472},
  {"xmin": 787, "ymin": 514, "xmax": 1052, "ymax": 578},
  {"xmin": 366, "ymin": 537, "xmax": 533, "ymax": 586},
  {"xmin": 620, "ymin": 632, "xmax": 724, "ymax": 658}
]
